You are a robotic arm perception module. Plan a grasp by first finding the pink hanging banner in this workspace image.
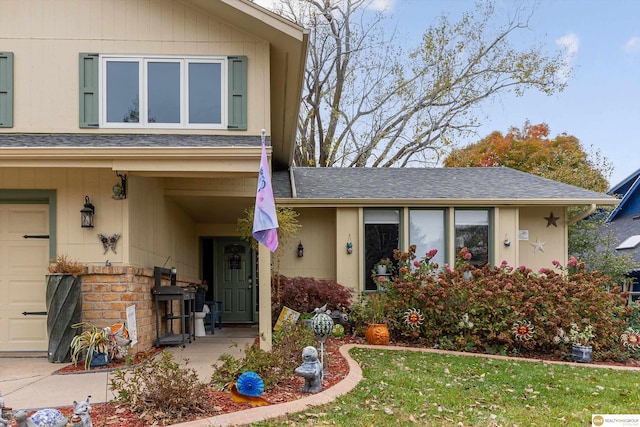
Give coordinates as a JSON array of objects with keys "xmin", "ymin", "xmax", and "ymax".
[{"xmin": 252, "ymin": 130, "xmax": 279, "ymax": 252}]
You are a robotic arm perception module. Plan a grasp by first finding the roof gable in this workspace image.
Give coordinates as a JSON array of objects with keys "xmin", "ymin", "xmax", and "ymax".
[{"xmin": 607, "ymin": 169, "xmax": 640, "ymax": 221}]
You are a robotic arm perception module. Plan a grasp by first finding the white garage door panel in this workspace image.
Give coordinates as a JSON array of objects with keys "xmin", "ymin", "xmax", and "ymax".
[
  {"xmin": 6, "ymin": 207, "xmax": 49, "ymax": 233},
  {"xmin": 6, "ymin": 317, "xmax": 48, "ymax": 351},
  {"xmin": 0, "ymin": 204, "xmax": 49, "ymax": 352},
  {"xmin": 8, "ymin": 279, "xmax": 46, "ymax": 304},
  {"xmin": 7, "ymin": 244, "xmax": 49, "ymax": 274}
]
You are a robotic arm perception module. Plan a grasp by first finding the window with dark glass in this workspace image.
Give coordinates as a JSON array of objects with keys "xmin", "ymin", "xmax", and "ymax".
[{"xmin": 364, "ymin": 209, "xmax": 400, "ymax": 291}]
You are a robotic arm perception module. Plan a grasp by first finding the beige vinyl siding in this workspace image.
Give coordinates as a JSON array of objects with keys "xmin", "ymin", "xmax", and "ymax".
[
  {"xmin": 335, "ymin": 207, "xmax": 360, "ymax": 292},
  {"xmin": 518, "ymin": 206, "xmax": 567, "ymax": 269},
  {"xmin": 495, "ymin": 207, "xmax": 519, "ymax": 267},
  {"xmin": 128, "ymin": 176, "xmax": 198, "ymax": 277},
  {"xmin": 279, "ymin": 207, "xmax": 337, "ymax": 281},
  {"xmin": 0, "ymin": 0, "xmax": 270, "ymax": 134}
]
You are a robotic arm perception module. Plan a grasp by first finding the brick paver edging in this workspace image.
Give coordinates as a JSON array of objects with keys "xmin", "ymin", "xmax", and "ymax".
[{"xmin": 170, "ymin": 343, "xmax": 640, "ymax": 427}]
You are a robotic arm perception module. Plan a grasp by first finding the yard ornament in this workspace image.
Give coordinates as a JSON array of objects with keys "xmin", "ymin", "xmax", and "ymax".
[
  {"xmin": 294, "ymin": 346, "xmax": 323, "ymax": 393},
  {"xmin": 223, "ymin": 372, "xmax": 271, "ymax": 407}
]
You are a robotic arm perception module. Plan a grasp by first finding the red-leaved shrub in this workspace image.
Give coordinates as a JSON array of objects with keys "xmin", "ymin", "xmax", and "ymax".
[{"xmin": 271, "ymin": 274, "xmax": 354, "ymax": 325}]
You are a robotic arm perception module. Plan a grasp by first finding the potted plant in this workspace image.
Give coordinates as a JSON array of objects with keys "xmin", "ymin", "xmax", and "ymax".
[
  {"xmin": 362, "ymin": 292, "xmax": 390, "ymax": 345},
  {"xmin": 371, "ymin": 258, "xmax": 396, "ymax": 291},
  {"xmin": 568, "ymin": 321, "xmax": 595, "ymax": 363},
  {"xmin": 372, "ymin": 258, "xmax": 394, "ymax": 276},
  {"xmin": 46, "ymin": 254, "xmax": 86, "ymax": 363},
  {"xmin": 70, "ymin": 322, "xmax": 112, "ymax": 370}
]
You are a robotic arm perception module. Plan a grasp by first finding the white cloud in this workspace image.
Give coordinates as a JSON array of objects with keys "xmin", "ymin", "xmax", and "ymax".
[
  {"xmin": 623, "ymin": 36, "xmax": 640, "ymax": 53},
  {"xmin": 555, "ymin": 33, "xmax": 579, "ymax": 84},
  {"xmin": 368, "ymin": 0, "xmax": 397, "ymax": 13}
]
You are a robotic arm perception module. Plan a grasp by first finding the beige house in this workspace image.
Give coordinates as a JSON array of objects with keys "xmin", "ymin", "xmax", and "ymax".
[{"xmin": 0, "ymin": 0, "xmax": 618, "ymax": 356}]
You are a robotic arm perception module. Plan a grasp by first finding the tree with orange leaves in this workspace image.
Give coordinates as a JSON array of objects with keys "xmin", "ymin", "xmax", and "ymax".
[
  {"xmin": 444, "ymin": 122, "xmax": 633, "ymax": 286},
  {"xmin": 443, "ymin": 121, "xmax": 611, "ymax": 192}
]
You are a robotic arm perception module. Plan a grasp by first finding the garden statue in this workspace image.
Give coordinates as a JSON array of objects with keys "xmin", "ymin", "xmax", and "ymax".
[
  {"xmin": 294, "ymin": 346, "xmax": 323, "ymax": 393},
  {"xmin": 105, "ymin": 323, "xmax": 131, "ymax": 360},
  {"xmin": 0, "ymin": 392, "xmax": 9, "ymax": 427},
  {"xmin": 222, "ymin": 372, "xmax": 271, "ymax": 406},
  {"xmin": 72, "ymin": 396, "xmax": 92, "ymax": 427},
  {"xmin": 13, "ymin": 408, "xmax": 67, "ymax": 427}
]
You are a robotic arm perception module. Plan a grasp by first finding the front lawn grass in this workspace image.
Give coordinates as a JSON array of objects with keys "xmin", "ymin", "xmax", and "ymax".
[{"xmin": 255, "ymin": 347, "xmax": 640, "ymax": 426}]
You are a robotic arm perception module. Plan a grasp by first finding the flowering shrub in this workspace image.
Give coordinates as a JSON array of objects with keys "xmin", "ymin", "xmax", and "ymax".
[{"xmin": 376, "ymin": 246, "xmax": 636, "ymax": 362}]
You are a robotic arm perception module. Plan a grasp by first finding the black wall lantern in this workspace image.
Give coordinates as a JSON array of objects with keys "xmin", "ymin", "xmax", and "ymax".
[
  {"xmin": 80, "ymin": 196, "xmax": 95, "ymax": 228},
  {"xmin": 297, "ymin": 241, "xmax": 304, "ymax": 257}
]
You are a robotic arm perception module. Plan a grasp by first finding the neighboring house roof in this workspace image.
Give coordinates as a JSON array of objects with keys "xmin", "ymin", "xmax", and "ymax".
[
  {"xmin": 272, "ymin": 167, "xmax": 618, "ymax": 206},
  {"xmin": 609, "ymin": 168, "xmax": 640, "ymax": 197},
  {"xmin": 601, "ymin": 168, "xmax": 640, "ymax": 273},
  {"xmin": 606, "ymin": 214, "xmax": 640, "ymax": 271},
  {"xmin": 607, "ymin": 168, "xmax": 640, "ymax": 222}
]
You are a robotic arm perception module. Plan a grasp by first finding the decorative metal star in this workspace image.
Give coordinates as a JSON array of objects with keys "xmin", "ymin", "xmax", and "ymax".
[
  {"xmin": 544, "ymin": 211, "xmax": 560, "ymax": 227},
  {"xmin": 530, "ymin": 238, "xmax": 546, "ymax": 253}
]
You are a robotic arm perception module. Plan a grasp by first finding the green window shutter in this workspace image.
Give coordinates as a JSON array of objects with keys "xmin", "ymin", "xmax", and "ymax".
[
  {"xmin": 227, "ymin": 55, "xmax": 247, "ymax": 130},
  {"xmin": 79, "ymin": 53, "xmax": 99, "ymax": 128},
  {"xmin": 0, "ymin": 52, "xmax": 14, "ymax": 128}
]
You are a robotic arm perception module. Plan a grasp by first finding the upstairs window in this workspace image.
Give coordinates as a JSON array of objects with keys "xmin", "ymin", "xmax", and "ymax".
[
  {"xmin": 79, "ymin": 53, "xmax": 246, "ymax": 130},
  {"xmin": 102, "ymin": 56, "xmax": 224, "ymax": 128}
]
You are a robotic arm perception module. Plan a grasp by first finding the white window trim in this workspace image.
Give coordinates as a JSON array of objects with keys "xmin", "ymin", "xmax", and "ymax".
[{"xmin": 99, "ymin": 54, "xmax": 227, "ymax": 129}]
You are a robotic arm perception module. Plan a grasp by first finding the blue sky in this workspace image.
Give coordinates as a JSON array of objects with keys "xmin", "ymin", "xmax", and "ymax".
[{"xmin": 257, "ymin": 0, "xmax": 639, "ymax": 188}]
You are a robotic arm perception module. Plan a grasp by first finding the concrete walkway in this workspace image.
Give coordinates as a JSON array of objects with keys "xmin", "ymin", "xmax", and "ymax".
[{"xmin": 0, "ymin": 326, "xmax": 258, "ymax": 411}]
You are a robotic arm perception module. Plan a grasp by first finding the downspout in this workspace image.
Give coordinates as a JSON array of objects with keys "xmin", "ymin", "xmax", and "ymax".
[
  {"xmin": 289, "ymin": 166, "xmax": 297, "ymax": 198},
  {"xmin": 566, "ymin": 204, "xmax": 596, "ymax": 226}
]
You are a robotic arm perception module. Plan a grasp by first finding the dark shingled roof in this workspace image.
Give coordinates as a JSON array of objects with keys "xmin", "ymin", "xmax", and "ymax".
[
  {"xmin": 605, "ymin": 214, "xmax": 640, "ymax": 269},
  {"xmin": 0, "ymin": 133, "xmax": 265, "ymax": 148},
  {"xmin": 272, "ymin": 167, "xmax": 616, "ymax": 201}
]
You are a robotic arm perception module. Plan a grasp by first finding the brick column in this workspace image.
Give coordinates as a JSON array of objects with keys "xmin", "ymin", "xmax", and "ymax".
[{"xmin": 81, "ymin": 266, "xmax": 195, "ymax": 353}]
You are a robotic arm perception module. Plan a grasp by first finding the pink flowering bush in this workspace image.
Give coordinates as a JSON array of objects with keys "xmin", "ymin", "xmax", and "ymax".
[{"xmin": 375, "ymin": 246, "xmax": 635, "ymax": 362}]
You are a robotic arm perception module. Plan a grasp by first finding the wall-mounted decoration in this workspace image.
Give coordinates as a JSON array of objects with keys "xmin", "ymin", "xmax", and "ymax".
[
  {"xmin": 544, "ymin": 211, "xmax": 559, "ymax": 227},
  {"xmin": 518, "ymin": 230, "xmax": 529, "ymax": 241},
  {"xmin": 113, "ymin": 172, "xmax": 127, "ymax": 200},
  {"xmin": 530, "ymin": 238, "xmax": 545, "ymax": 253},
  {"xmin": 224, "ymin": 244, "xmax": 245, "ymax": 269},
  {"xmin": 98, "ymin": 233, "xmax": 121, "ymax": 254}
]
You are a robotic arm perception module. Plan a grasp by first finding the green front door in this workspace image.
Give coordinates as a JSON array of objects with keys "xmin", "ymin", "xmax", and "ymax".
[{"xmin": 215, "ymin": 238, "xmax": 253, "ymax": 323}]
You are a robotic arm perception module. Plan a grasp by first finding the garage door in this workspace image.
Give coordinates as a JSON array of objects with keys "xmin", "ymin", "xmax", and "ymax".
[{"xmin": 0, "ymin": 204, "xmax": 50, "ymax": 352}]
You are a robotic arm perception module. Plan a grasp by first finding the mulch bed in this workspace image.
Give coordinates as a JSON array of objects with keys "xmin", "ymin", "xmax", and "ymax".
[{"xmin": 8, "ymin": 336, "xmax": 355, "ymax": 427}]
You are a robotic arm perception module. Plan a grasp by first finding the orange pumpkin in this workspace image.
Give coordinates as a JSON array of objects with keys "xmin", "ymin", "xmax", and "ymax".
[{"xmin": 365, "ymin": 323, "xmax": 390, "ymax": 345}]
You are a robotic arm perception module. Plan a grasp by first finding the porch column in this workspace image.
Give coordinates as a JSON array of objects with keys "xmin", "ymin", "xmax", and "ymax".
[{"xmin": 258, "ymin": 244, "xmax": 272, "ymax": 351}]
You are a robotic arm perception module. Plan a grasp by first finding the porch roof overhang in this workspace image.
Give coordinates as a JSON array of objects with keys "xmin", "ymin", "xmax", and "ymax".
[{"xmin": 0, "ymin": 146, "xmax": 264, "ymax": 177}]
